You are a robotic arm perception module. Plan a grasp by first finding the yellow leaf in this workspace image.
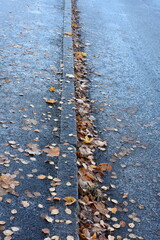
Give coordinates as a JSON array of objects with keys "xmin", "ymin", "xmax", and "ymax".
[
  {"xmin": 49, "ymin": 87, "xmax": 56, "ymax": 92},
  {"xmin": 44, "ymin": 98, "xmax": 57, "ymax": 104},
  {"xmin": 72, "ymin": 23, "xmax": 77, "ymax": 28},
  {"xmin": 75, "ymin": 52, "xmax": 87, "ymax": 59},
  {"xmin": 64, "ymin": 32, "xmax": 72, "ymax": 36},
  {"xmin": 84, "ymin": 136, "xmax": 93, "ymax": 144},
  {"xmin": 63, "ymin": 196, "xmax": 76, "ymax": 205},
  {"xmin": 81, "ymin": 52, "xmax": 87, "ymax": 57}
]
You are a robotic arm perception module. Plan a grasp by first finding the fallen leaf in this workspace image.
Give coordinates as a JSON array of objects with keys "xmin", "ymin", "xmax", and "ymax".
[
  {"xmin": 37, "ymin": 175, "xmax": 46, "ymax": 180},
  {"xmin": 66, "ymin": 220, "xmax": 72, "ymax": 224},
  {"xmin": 84, "ymin": 135, "xmax": 93, "ymax": 143},
  {"xmin": 52, "ymin": 236, "xmax": 60, "ymax": 240},
  {"xmin": 21, "ymin": 201, "xmax": 30, "ymax": 208},
  {"xmin": 0, "ymin": 221, "xmax": 6, "ymax": 225},
  {"xmin": 66, "ymin": 236, "xmax": 74, "ymax": 240},
  {"xmin": 50, "ymin": 208, "xmax": 59, "ymax": 215},
  {"xmin": 109, "ymin": 207, "xmax": 117, "ymax": 214},
  {"xmin": 44, "ymin": 98, "xmax": 57, "ymax": 104},
  {"xmin": 11, "ymin": 227, "xmax": 20, "ymax": 232},
  {"xmin": 63, "ymin": 196, "xmax": 76, "ymax": 205},
  {"xmin": 108, "ymin": 236, "xmax": 115, "ymax": 240},
  {"xmin": 72, "ymin": 23, "xmax": 77, "ymax": 27},
  {"xmin": 0, "ymin": 174, "xmax": 20, "ymax": 196},
  {"xmin": 25, "ymin": 143, "xmax": 41, "ymax": 155},
  {"xmin": 42, "ymin": 147, "xmax": 60, "ymax": 157},
  {"xmin": 42, "ymin": 228, "xmax": 50, "ymax": 234},
  {"xmin": 65, "ymin": 208, "xmax": 72, "ymax": 215},
  {"xmin": 49, "ymin": 87, "xmax": 56, "ymax": 92},
  {"xmin": 66, "ymin": 73, "xmax": 74, "ymax": 78},
  {"xmin": 34, "ymin": 129, "xmax": 40, "ymax": 133},
  {"xmin": 25, "ymin": 118, "xmax": 37, "ymax": 125},
  {"xmin": 113, "ymin": 224, "xmax": 120, "ymax": 229},
  {"xmin": 64, "ymin": 32, "xmax": 72, "ymax": 36},
  {"xmin": 11, "ymin": 209, "xmax": 17, "ymax": 214},
  {"xmin": 3, "ymin": 230, "xmax": 13, "ymax": 236},
  {"xmin": 119, "ymin": 221, "xmax": 126, "ymax": 227},
  {"xmin": 45, "ymin": 215, "xmax": 53, "ymax": 223}
]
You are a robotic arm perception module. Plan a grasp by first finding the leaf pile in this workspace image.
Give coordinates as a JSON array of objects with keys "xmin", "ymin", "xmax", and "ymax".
[
  {"xmin": 0, "ymin": 173, "xmax": 20, "ymax": 197},
  {"xmin": 72, "ymin": 2, "xmax": 117, "ymax": 239}
]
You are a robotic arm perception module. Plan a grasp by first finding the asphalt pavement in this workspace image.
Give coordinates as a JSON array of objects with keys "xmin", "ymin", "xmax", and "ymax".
[
  {"xmin": 0, "ymin": 0, "xmax": 78, "ymax": 239},
  {"xmin": 77, "ymin": 0, "xmax": 160, "ymax": 239}
]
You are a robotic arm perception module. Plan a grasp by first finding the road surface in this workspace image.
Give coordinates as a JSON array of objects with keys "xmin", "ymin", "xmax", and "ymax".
[
  {"xmin": 78, "ymin": 0, "xmax": 160, "ymax": 239},
  {"xmin": 0, "ymin": 0, "xmax": 64, "ymax": 239}
]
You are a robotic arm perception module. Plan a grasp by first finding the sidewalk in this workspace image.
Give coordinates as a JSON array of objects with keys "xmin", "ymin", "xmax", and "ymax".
[{"xmin": 0, "ymin": 0, "xmax": 78, "ymax": 239}]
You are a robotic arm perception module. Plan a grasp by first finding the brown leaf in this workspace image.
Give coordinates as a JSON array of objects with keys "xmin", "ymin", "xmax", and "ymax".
[
  {"xmin": 25, "ymin": 143, "xmax": 42, "ymax": 155},
  {"xmin": 0, "ymin": 174, "xmax": 20, "ymax": 196},
  {"xmin": 119, "ymin": 221, "xmax": 126, "ymax": 227},
  {"xmin": 42, "ymin": 147, "xmax": 60, "ymax": 157},
  {"xmin": 25, "ymin": 118, "xmax": 37, "ymax": 125},
  {"xmin": 42, "ymin": 228, "xmax": 50, "ymax": 234},
  {"xmin": 109, "ymin": 207, "xmax": 117, "ymax": 214}
]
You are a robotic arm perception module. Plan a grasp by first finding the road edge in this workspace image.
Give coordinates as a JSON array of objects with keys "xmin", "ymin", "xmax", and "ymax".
[
  {"xmin": 59, "ymin": 0, "xmax": 79, "ymax": 239},
  {"xmin": 60, "ymin": 0, "xmax": 77, "ymax": 146}
]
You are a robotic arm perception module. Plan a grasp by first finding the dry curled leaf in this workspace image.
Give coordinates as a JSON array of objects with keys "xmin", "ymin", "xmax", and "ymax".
[
  {"xmin": 50, "ymin": 208, "xmax": 59, "ymax": 215},
  {"xmin": 66, "ymin": 237, "xmax": 74, "ymax": 240},
  {"xmin": 25, "ymin": 118, "xmax": 37, "ymax": 125},
  {"xmin": 44, "ymin": 98, "xmax": 57, "ymax": 104},
  {"xmin": 45, "ymin": 215, "xmax": 53, "ymax": 223},
  {"xmin": 37, "ymin": 175, "xmax": 46, "ymax": 180},
  {"xmin": 84, "ymin": 135, "xmax": 93, "ymax": 143},
  {"xmin": 21, "ymin": 201, "xmax": 30, "ymax": 208},
  {"xmin": 66, "ymin": 220, "xmax": 72, "ymax": 224},
  {"xmin": 65, "ymin": 208, "xmax": 72, "ymax": 215},
  {"xmin": 64, "ymin": 32, "xmax": 72, "ymax": 36},
  {"xmin": 63, "ymin": 196, "xmax": 76, "ymax": 205},
  {"xmin": 0, "ymin": 173, "xmax": 20, "ymax": 196},
  {"xmin": 42, "ymin": 228, "xmax": 50, "ymax": 234},
  {"xmin": 108, "ymin": 207, "xmax": 117, "ymax": 214},
  {"xmin": 3, "ymin": 230, "xmax": 13, "ymax": 236},
  {"xmin": 49, "ymin": 87, "xmax": 56, "ymax": 92},
  {"xmin": 11, "ymin": 227, "xmax": 20, "ymax": 232},
  {"xmin": 25, "ymin": 143, "xmax": 42, "ymax": 155}
]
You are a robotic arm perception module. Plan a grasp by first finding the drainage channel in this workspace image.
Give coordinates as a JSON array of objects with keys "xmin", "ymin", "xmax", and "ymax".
[{"xmin": 71, "ymin": 1, "xmax": 116, "ymax": 239}]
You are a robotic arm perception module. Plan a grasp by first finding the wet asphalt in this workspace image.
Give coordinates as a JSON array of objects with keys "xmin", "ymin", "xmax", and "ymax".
[
  {"xmin": 77, "ymin": 0, "xmax": 160, "ymax": 239},
  {"xmin": 0, "ymin": 0, "xmax": 64, "ymax": 239}
]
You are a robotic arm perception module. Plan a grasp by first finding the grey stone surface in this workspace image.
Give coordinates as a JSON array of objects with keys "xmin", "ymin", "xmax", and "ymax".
[
  {"xmin": 0, "ymin": 0, "xmax": 78, "ymax": 239},
  {"xmin": 77, "ymin": 0, "xmax": 160, "ymax": 239},
  {"xmin": 60, "ymin": 0, "xmax": 77, "ymax": 147}
]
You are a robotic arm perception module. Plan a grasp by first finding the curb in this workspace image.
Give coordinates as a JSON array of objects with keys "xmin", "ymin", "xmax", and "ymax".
[
  {"xmin": 54, "ymin": 144, "xmax": 79, "ymax": 239},
  {"xmin": 60, "ymin": 0, "xmax": 77, "ymax": 147},
  {"xmin": 58, "ymin": 0, "xmax": 79, "ymax": 239}
]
